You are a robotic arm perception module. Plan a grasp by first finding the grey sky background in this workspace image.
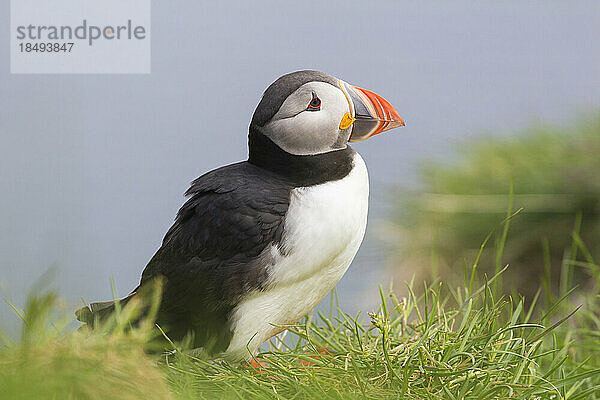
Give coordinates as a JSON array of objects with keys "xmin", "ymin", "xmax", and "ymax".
[{"xmin": 1, "ymin": 1, "xmax": 599, "ymax": 334}]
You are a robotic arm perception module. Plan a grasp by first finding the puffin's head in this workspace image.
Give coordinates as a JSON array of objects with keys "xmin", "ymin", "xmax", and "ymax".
[{"xmin": 250, "ymin": 70, "xmax": 404, "ymax": 155}]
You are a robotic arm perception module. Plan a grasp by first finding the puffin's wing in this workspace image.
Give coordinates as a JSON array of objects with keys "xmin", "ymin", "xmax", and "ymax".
[{"xmin": 139, "ymin": 161, "xmax": 291, "ymax": 351}]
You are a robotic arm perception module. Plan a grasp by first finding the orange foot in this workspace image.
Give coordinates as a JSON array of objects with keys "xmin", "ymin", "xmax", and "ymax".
[
  {"xmin": 244, "ymin": 347, "xmax": 332, "ymax": 374},
  {"xmin": 295, "ymin": 347, "xmax": 332, "ymax": 367},
  {"xmin": 248, "ymin": 357, "xmax": 267, "ymax": 370}
]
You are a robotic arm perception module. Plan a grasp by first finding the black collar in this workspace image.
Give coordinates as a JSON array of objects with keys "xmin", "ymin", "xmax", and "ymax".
[{"xmin": 247, "ymin": 126, "xmax": 355, "ymax": 187}]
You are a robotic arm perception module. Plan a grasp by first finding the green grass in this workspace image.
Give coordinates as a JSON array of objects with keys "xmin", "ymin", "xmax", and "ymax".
[
  {"xmin": 2, "ymin": 219, "xmax": 600, "ymax": 399},
  {"xmin": 2, "ymin": 275, "xmax": 600, "ymax": 398},
  {"xmin": 391, "ymin": 114, "xmax": 600, "ymax": 299}
]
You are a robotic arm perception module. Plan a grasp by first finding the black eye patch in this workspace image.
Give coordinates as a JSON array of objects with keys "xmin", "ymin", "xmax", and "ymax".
[{"xmin": 306, "ymin": 92, "xmax": 321, "ymax": 111}]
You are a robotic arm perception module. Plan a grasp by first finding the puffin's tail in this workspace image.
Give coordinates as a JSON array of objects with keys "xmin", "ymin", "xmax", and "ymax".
[
  {"xmin": 75, "ymin": 293, "xmax": 137, "ymax": 327},
  {"xmin": 76, "ymin": 279, "xmax": 163, "ymax": 329}
]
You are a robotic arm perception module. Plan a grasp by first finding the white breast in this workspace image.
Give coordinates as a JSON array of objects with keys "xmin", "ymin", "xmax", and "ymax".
[{"xmin": 224, "ymin": 152, "xmax": 369, "ymax": 360}]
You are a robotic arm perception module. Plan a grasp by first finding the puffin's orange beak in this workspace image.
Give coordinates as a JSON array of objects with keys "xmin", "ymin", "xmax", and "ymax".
[{"xmin": 339, "ymin": 80, "xmax": 405, "ymax": 142}]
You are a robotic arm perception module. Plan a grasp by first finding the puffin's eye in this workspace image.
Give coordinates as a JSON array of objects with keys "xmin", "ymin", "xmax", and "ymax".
[{"xmin": 306, "ymin": 92, "xmax": 321, "ymax": 111}]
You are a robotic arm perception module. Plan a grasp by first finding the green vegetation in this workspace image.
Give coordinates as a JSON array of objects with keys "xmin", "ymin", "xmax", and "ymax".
[
  {"xmin": 0, "ymin": 292, "xmax": 173, "ymax": 400},
  {"xmin": 2, "ymin": 222, "xmax": 600, "ymax": 399},
  {"xmin": 390, "ymin": 115, "xmax": 600, "ymax": 298}
]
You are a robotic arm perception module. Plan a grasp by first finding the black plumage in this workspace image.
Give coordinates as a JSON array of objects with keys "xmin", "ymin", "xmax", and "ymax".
[{"xmin": 137, "ymin": 161, "xmax": 292, "ymax": 352}]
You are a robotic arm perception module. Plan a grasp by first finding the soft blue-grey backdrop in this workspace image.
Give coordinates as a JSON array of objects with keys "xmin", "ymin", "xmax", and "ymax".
[{"xmin": 1, "ymin": 1, "xmax": 599, "ymax": 334}]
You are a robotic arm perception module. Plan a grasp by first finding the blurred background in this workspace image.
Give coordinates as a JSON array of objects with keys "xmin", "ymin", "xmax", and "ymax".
[{"xmin": 1, "ymin": 2, "xmax": 599, "ymax": 337}]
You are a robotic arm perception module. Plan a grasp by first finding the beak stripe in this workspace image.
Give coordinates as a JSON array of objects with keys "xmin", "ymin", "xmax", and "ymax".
[
  {"xmin": 338, "ymin": 80, "xmax": 355, "ymax": 118},
  {"xmin": 357, "ymin": 87, "xmax": 385, "ymax": 120}
]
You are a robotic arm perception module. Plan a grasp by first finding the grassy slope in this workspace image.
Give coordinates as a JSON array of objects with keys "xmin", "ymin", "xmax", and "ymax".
[
  {"xmin": 2, "ymin": 225, "xmax": 600, "ymax": 399},
  {"xmin": 391, "ymin": 115, "xmax": 600, "ymax": 299}
]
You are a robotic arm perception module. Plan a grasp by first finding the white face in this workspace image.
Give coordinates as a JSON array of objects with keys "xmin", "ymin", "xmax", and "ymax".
[{"xmin": 260, "ymin": 81, "xmax": 353, "ymax": 155}]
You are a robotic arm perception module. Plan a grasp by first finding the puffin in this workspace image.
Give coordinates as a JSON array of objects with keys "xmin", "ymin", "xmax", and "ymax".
[{"xmin": 76, "ymin": 70, "xmax": 404, "ymax": 361}]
